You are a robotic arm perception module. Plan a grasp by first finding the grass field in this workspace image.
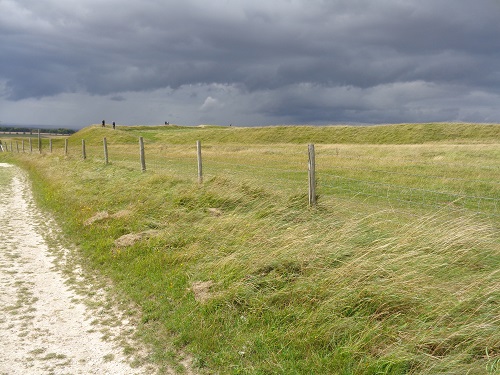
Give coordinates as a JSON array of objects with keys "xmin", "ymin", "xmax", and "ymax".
[{"xmin": 1, "ymin": 123, "xmax": 499, "ymax": 374}]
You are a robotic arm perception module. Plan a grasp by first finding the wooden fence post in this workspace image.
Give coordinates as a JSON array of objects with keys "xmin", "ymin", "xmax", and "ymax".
[
  {"xmin": 139, "ymin": 137, "xmax": 146, "ymax": 172},
  {"xmin": 16, "ymin": 141, "xmax": 19, "ymax": 153},
  {"xmin": 103, "ymin": 137, "xmax": 108, "ymax": 164},
  {"xmin": 29, "ymin": 138, "xmax": 33, "ymax": 153},
  {"xmin": 197, "ymin": 140, "xmax": 203, "ymax": 184},
  {"xmin": 308, "ymin": 144, "xmax": 316, "ymax": 206},
  {"xmin": 38, "ymin": 129, "xmax": 41, "ymax": 153},
  {"xmin": 82, "ymin": 139, "xmax": 86, "ymax": 160},
  {"xmin": 64, "ymin": 139, "xmax": 68, "ymax": 155}
]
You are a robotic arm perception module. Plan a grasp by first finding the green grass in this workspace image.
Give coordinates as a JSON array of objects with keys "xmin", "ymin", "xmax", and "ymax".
[
  {"xmin": 1, "ymin": 123, "xmax": 499, "ymax": 374},
  {"xmin": 0, "ymin": 164, "xmax": 14, "ymax": 189}
]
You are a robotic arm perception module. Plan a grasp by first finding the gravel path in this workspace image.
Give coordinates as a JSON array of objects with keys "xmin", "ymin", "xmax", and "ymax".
[{"xmin": 0, "ymin": 163, "xmax": 158, "ymax": 375}]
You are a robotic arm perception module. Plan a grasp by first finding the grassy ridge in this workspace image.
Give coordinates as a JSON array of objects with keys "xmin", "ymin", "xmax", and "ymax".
[
  {"xmin": 71, "ymin": 122, "xmax": 500, "ymax": 145},
  {"xmin": 1, "ymin": 123, "xmax": 499, "ymax": 374},
  {"xmin": 4, "ymin": 123, "xmax": 500, "ymax": 153}
]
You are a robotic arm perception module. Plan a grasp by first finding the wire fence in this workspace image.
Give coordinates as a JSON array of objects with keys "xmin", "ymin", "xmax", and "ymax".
[
  {"xmin": 1, "ymin": 136, "xmax": 499, "ymax": 218},
  {"xmin": 320, "ymin": 173, "xmax": 499, "ymax": 214}
]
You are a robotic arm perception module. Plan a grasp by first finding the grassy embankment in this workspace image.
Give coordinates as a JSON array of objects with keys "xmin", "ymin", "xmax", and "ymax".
[{"xmin": 1, "ymin": 123, "xmax": 499, "ymax": 374}]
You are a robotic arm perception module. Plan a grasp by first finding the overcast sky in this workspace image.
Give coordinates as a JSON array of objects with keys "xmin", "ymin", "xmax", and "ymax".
[{"xmin": 1, "ymin": 0, "xmax": 500, "ymax": 128}]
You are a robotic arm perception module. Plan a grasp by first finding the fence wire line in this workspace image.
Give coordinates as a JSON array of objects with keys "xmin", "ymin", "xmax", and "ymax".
[
  {"xmin": 325, "ymin": 153, "xmax": 500, "ymax": 171},
  {"xmin": 324, "ymin": 185, "xmax": 500, "ymax": 218},
  {"xmin": 322, "ymin": 181, "xmax": 499, "ymax": 217},
  {"xmin": 319, "ymin": 172, "xmax": 499, "ymax": 203},
  {"xmin": 199, "ymin": 159, "xmax": 306, "ymax": 175},
  {"xmin": 2, "ymin": 138, "xmax": 499, "ymax": 217},
  {"xmin": 9, "ymin": 139, "xmax": 500, "ymax": 171},
  {"xmin": 317, "ymin": 162, "xmax": 500, "ymax": 185}
]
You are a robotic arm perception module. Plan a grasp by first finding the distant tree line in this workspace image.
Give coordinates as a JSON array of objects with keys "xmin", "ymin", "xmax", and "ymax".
[{"xmin": 0, "ymin": 126, "xmax": 76, "ymax": 135}]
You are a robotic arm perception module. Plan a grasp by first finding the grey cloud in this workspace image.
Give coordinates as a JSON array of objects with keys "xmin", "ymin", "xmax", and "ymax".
[
  {"xmin": 109, "ymin": 95, "xmax": 126, "ymax": 102},
  {"xmin": 257, "ymin": 81, "xmax": 499, "ymax": 124},
  {"xmin": 1, "ymin": 0, "xmax": 500, "ymax": 125}
]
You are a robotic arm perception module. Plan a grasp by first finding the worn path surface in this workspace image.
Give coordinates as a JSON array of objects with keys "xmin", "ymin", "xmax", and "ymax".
[{"xmin": 0, "ymin": 163, "xmax": 157, "ymax": 375}]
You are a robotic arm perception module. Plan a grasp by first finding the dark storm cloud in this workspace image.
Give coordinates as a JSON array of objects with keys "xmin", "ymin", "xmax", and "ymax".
[{"xmin": 1, "ymin": 0, "xmax": 500, "ymax": 124}]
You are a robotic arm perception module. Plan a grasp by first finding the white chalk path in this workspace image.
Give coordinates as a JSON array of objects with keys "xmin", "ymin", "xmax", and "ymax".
[{"xmin": 0, "ymin": 163, "xmax": 157, "ymax": 375}]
